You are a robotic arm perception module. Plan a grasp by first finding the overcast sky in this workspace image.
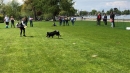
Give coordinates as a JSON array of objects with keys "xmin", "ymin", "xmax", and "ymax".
[
  {"xmin": 73, "ymin": 0, "xmax": 130, "ymax": 12},
  {"xmin": 3, "ymin": 0, "xmax": 23, "ymax": 4},
  {"xmin": 3, "ymin": 0, "xmax": 130, "ymax": 12}
]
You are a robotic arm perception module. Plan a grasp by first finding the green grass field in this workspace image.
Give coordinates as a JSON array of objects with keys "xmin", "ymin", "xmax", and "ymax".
[{"xmin": 0, "ymin": 21, "xmax": 130, "ymax": 73}]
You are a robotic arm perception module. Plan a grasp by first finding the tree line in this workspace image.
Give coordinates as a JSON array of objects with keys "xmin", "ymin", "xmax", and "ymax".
[
  {"xmin": 0, "ymin": 0, "xmax": 130, "ymax": 21},
  {"xmin": 0, "ymin": 0, "xmax": 76, "ymax": 21},
  {"xmin": 79, "ymin": 8, "xmax": 130, "ymax": 16}
]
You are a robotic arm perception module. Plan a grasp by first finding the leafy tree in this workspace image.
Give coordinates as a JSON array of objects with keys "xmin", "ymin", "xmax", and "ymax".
[
  {"xmin": 42, "ymin": 0, "xmax": 60, "ymax": 21},
  {"xmin": 22, "ymin": 0, "xmax": 37, "ymax": 20},
  {"xmin": 0, "ymin": 0, "xmax": 4, "ymax": 23},
  {"xmin": 59, "ymin": 0, "xmax": 76, "ymax": 16},
  {"xmin": 0, "ymin": 0, "xmax": 5, "ymax": 15},
  {"xmin": 0, "ymin": 0, "xmax": 21, "ymax": 20},
  {"xmin": 10, "ymin": 0, "xmax": 20, "ymax": 19},
  {"xmin": 106, "ymin": 8, "xmax": 114, "ymax": 15},
  {"xmin": 80, "ymin": 11, "xmax": 88, "ymax": 16},
  {"xmin": 116, "ymin": 10, "xmax": 121, "ymax": 15},
  {"xmin": 113, "ymin": 8, "xmax": 121, "ymax": 15},
  {"xmin": 59, "ymin": 10, "xmax": 67, "ymax": 16},
  {"xmin": 102, "ymin": 9, "xmax": 104, "ymax": 14},
  {"xmin": 106, "ymin": 11, "xmax": 110, "ymax": 15},
  {"xmin": 41, "ymin": 0, "xmax": 76, "ymax": 20},
  {"xmin": 98, "ymin": 7, "xmax": 130, "ymax": 15},
  {"xmin": 22, "ymin": 0, "xmax": 76, "ymax": 21},
  {"xmin": 123, "ymin": 10, "xmax": 130, "ymax": 15},
  {"xmin": 91, "ymin": 9, "xmax": 97, "ymax": 15},
  {"xmin": 0, "ymin": 0, "xmax": 4, "ymax": 5},
  {"xmin": 109, "ymin": 8, "xmax": 114, "ymax": 12},
  {"xmin": 0, "ymin": 0, "xmax": 6, "ymax": 22}
]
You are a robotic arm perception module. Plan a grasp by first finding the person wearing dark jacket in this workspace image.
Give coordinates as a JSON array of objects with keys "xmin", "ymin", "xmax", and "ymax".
[
  {"xmin": 110, "ymin": 11, "xmax": 115, "ymax": 27},
  {"xmin": 19, "ymin": 17, "xmax": 26, "ymax": 37},
  {"xmin": 10, "ymin": 16, "xmax": 15, "ymax": 28},
  {"xmin": 97, "ymin": 13, "xmax": 102, "ymax": 25},
  {"xmin": 24, "ymin": 16, "xmax": 28, "ymax": 26},
  {"xmin": 59, "ymin": 17, "xmax": 62, "ymax": 26},
  {"xmin": 103, "ymin": 14, "xmax": 107, "ymax": 25}
]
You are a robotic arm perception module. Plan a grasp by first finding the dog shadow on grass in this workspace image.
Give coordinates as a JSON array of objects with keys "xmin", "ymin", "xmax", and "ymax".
[
  {"xmin": 25, "ymin": 36, "xmax": 34, "ymax": 38},
  {"xmin": 46, "ymin": 37, "xmax": 63, "ymax": 39},
  {"xmin": 55, "ymin": 38, "xmax": 63, "ymax": 39}
]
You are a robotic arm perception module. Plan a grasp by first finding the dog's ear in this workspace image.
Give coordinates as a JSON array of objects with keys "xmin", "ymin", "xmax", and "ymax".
[{"xmin": 55, "ymin": 30, "xmax": 59, "ymax": 32}]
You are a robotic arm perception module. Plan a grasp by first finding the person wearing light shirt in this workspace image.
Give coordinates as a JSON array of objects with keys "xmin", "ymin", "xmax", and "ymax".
[
  {"xmin": 4, "ymin": 15, "xmax": 10, "ymax": 28},
  {"xmin": 71, "ymin": 17, "xmax": 75, "ymax": 25}
]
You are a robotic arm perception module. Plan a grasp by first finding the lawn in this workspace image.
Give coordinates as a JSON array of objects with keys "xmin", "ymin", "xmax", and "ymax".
[{"xmin": 0, "ymin": 20, "xmax": 130, "ymax": 73}]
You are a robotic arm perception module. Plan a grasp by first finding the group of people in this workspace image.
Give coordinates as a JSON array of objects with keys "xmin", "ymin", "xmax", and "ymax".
[
  {"xmin": 97, "ymin": 11, "xmax": 115, "ymax": 28},
  {"xmin": 4, "ymin": 15, "xmax": 34, "ymax": 37},
  {"xmin": 58, "ymin": 16, "xmax": 76, "ymax": 26},
  {"xmin": 4, "ymin": 15, "xmax": 34, "ymax": 28},
  {"xmin": 4, "ymin": 15, "xmax": 15, "ymax": 28}
]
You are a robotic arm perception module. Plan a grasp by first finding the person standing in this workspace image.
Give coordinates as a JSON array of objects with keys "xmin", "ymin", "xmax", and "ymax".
[
  {"xmin": 103, "ymin": 14, "xmax": 107, "ymax": 25},
  {"xmin": 110, "ymin": 18, "xmax": 113, "ymax": 28},
  {"xmin": 62, "ymin": 17, "xmax": 65, "ymax": 26},
  {"xmin": 65, "ymin": 16, "xmax": 69, "ymax": 26},
  {"xmin": 71, "ymin": 16, "xmax": 75, "ymax": 26},
  {"xmin": 110, "ymin": 11, "xmax": 115, "ymax": 27},
  {"xmin": 24, "ymin": 16, "xmax": 28, "ymax": 26},
  {"xmin": 97, "ymin": 13, "xmax": 102, "ymax": 25},
  {"xmin": 4, "ymin": 15, "xmax": 10, "ymax": 28},
  {"xmin": 10, "ymin": 16, "xmax": 15, "ymax": 28},
  {"xmin": 19, "ymin": 17, "xmax": 26, "ymax": 37},
  {"xmin": 29, "ymin": 16, "xmax": 33, "ymax": 27},
  {"xmin": 59, "ymin": 17, "xmax": 62, "ymax": 26}
]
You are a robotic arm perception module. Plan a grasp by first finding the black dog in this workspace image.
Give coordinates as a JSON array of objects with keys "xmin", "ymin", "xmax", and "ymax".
[{"xmin": 46, "ymin": 30, "xmax": 61, "ymax": 38}]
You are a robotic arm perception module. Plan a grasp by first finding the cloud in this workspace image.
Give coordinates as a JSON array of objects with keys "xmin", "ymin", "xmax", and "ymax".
[
  {"xmin": 3, "ymin": 0, "xmax": 23, "ymax": 4},
  {"xmin": 106, "ymin": 1, "xmax": 130, "ymax": 8},
  {"xmin": 73, "ymin": 0, "xmax": 130, "ymax": 12},
  {"xmin": 17, "ymin": 0, "xmax": 24, "ymax": 4}
]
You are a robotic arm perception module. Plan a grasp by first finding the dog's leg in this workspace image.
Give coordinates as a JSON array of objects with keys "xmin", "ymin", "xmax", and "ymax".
[{"xmin": 49, "ymin": 35, "xmax": 50, "ymax": 38}]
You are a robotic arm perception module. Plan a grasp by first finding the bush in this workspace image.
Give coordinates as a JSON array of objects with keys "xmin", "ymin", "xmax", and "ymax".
[
  {"xmin": 43, "ymin": 13, "xmax": 53, "ymax": 21},
  {"xmin": 0, "ymin": 14, "xmax": 4, "ymax": 23}
]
